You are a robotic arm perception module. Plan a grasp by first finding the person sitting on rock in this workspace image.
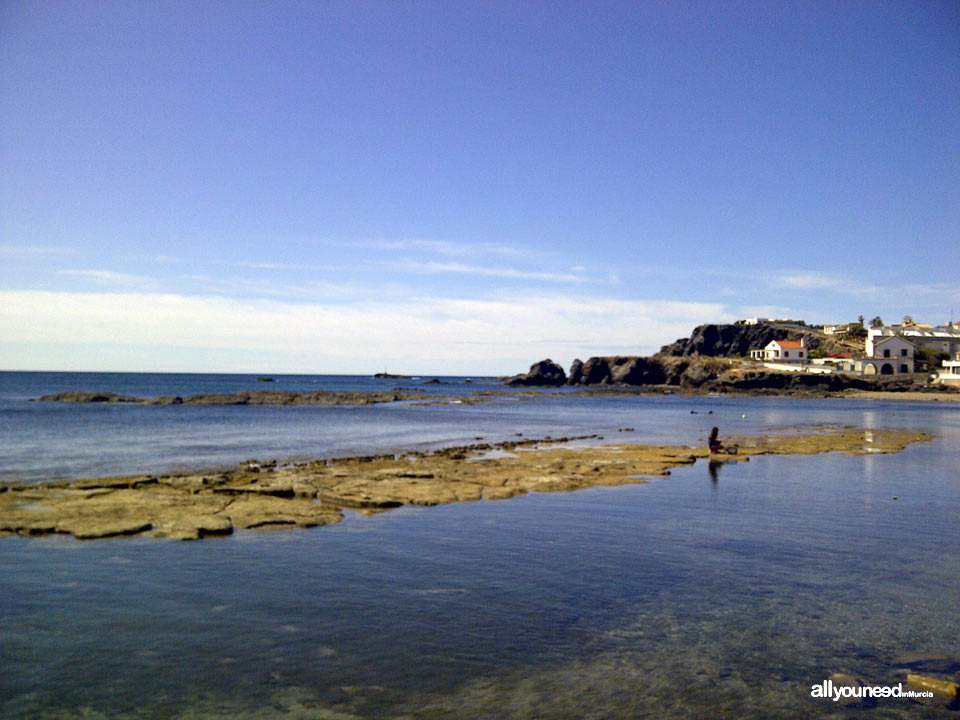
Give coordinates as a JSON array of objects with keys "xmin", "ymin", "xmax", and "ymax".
[
  {"xmin": 708, "ymin": 427, "xmax": 723, "ymax": 454},
  {"xmin": 708, "ymin": 427, "xmax": 738, "ymax": 455}
]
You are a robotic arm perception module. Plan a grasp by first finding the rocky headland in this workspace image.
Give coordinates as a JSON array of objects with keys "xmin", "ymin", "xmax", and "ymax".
[
  {"xmin": 506, "ymin": 355, "xmax": 958, "ymax": 397},
  {"xmin": 503, "ymin": 319, "xmax": 958, "ymax": 398},
  {"xmin": 657, "ymin": 322, "xmax": 857, "ymax": 357},
  {"xmin": 0, "ymin": 426, "xmax": 933, "ymax": 541},
  {"xmin": 659, "ymin": 322, "xmax": 802, "ymax": 356}
]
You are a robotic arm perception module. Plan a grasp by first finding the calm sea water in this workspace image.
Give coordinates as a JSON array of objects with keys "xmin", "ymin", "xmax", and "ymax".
[{"xmin": 0, "ymin": 372, "xmax": 958, "ymax": 718}]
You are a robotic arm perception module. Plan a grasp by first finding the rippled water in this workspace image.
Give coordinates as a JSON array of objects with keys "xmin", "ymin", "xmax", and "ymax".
[{"xmin": 1, "ymin": 373, "xmax": 958, "ymax": 718}]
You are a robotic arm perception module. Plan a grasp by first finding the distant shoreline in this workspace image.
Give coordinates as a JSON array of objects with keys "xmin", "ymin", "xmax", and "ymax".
[
  {"xmin": 835, "ymin": 389, "xmax": 960, "ymax": 403},
  {"xmin": 483, "ymin": 385, "xmax": 960, "ymax": 402}
]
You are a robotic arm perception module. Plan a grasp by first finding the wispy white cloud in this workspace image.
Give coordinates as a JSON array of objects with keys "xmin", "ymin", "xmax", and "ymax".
[
  {"xmin": 776, "ymin": 271, "xmax": 844, "ymax": 291},
  {"xmin": 403, "ymin": 261, "xmax": 588, "ymax": 283},
  {"xmin": 230, "ymin": 260, "xmax": 341, "ymax": 271},
  {"xmin": 176, "ymin": 273, "xmax": 384, "ymax": 302},
  {"xmin": 329, "ymin": 238, "xmax": 535, "ymax": 258},
  {"xmin": 773, "ymin": 270, "xmax": 885, "ymax": 301},
  {"xmin": 55, "ymin": 269, "xmax": 154, "ymax": 285}
]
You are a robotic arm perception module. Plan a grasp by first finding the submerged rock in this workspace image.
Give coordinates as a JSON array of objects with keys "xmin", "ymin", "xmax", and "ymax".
[
  {"xmin": 893, "ymin": 652, "xmax": 960, "ymax": 674},
  {"xmin": 828, "ymin": 673, "xmax": 876, "ymax": 708},
  {"xmin": 907, "ymin": 674, "xmax": 960, "ymax": 699}
]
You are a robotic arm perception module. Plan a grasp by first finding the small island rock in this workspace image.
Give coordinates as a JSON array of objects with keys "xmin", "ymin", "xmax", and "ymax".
[{"xmin": 506, "ymin": 359, "xmax": 567, "ymax": 387}]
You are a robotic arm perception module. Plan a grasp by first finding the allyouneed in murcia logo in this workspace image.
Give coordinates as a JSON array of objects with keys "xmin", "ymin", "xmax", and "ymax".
[{"xmin": 811, "ymin": 679, "xmax": 933, "ymax": 702}]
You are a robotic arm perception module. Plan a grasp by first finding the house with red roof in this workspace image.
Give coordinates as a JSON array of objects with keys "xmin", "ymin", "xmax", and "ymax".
[{"xmin": 752, "ymin": 338, "xmax": 807, "ymax": 363}]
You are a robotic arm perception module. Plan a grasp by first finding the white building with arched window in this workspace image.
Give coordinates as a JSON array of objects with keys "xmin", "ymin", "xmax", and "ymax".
[{"xmin": 859, "ymin": 335, "xmax": 915, "ymax": 375}]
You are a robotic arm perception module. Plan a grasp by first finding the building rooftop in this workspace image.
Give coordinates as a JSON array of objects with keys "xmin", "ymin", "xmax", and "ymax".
[
  {"xmin": 873, "ymin": 326, "xmax": 960, "ymax": 340},
  {"xmin": 875, "ymin": 335, "xmax": 914, "ymax": 346}
]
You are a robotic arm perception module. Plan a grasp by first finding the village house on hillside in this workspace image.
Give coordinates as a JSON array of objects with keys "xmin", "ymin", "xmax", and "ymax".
[
  {"xmin": 747, "ymin": 318, "xmax": 960, "ymax": 377},
  {"xmin": 750, "ymin": 339, "xmax": 806, "ymax": 362},
  {"xmin": 861, "ymin": 334, "xmax": 915, "ymax": 375},
  {"xmin": 869, "ymin": 324, "xmax": 960, "ymax": 357},
  {"xmin": 823, "ymin": 322, "xmax": 857, "ymax": 336}
]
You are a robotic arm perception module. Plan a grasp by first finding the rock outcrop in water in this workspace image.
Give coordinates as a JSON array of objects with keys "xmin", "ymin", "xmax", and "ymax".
[
  {"xmin": 34, "ymin": 390, "xmax": 446, "ymax": 406},
  {"xmin": 505, "ymin": 359, "xmax": 567, "ymax": 387},
  {"xmin": 562, "ymin": 356, "xmax": 732, "ymax": 387}
]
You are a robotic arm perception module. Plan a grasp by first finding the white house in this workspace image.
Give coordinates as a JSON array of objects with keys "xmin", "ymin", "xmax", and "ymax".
[
  {"xmin": 934, "ymin": 353, "xmax": 960, "ymax": 386},
  {"xmin": 823, "ymin": 323, "xmax": 857, "ymax": 336},
  {"xmin": 810, "ymin": 354, "xmax": 857, "ymax": 373},
  {"xmin": 754, "ymin": 338, "xmax": 806, "ymax": 362},
  {"xmin": 868, "ymin": 325, "xmax": 960, "ymax": 357},
  {"xmin": 859, "ymin": 335, "xmax": 915, "ymax": 375}
]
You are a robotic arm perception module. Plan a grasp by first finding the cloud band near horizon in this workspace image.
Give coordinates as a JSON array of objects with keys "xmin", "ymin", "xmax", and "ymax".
[{"xmin": 0, "ymin": 290, "xmax": 732, "ymax": 374}]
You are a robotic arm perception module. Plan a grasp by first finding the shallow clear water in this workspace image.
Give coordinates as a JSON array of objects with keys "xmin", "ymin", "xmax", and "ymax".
[
  {"xmin": 1, "ymin": 371, "xmax": 777, "ymax": 483},
  {"xmin": 0, "ymin": 373, "xmax": 958, "ymax": 718},
  {"xmin": 0, "ymin": 371, "xmax": 542, "ymax": 483}
]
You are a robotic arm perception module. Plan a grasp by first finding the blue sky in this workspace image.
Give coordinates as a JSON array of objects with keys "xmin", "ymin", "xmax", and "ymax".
[{"xmin": 1, "ymin": 0, "xmax": 958, "ymax": 374}]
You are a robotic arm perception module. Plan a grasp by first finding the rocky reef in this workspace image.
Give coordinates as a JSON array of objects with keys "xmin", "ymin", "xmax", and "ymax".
[
  {"xmin": 0, "ymin": 426, "xmax": 933, "ymax": 541},
  {"xmin": 34, "ymin": 389, "xmax": 444, "ymax": 406}
]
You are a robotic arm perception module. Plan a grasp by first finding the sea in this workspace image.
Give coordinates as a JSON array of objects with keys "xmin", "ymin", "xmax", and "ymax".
[{"xmin": 0, "ymin": 371, "xmax": 958, "ymax": 719}]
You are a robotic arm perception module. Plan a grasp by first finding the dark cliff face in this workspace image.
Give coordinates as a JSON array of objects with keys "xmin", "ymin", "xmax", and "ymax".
[
  {"xmin": 567, "ymin": 359, "xmax": 584, "ymax": 385},
  {"xmin": 576, "ymin": 357, "xmax": 669, "ymax": 385},
  {"xmin": 566, "ymin": 356, "xmax": 731, "ymax": 387},
  {"xmin": 658, "ymin": 323, "xmax": 803, "ymax": 357}
]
